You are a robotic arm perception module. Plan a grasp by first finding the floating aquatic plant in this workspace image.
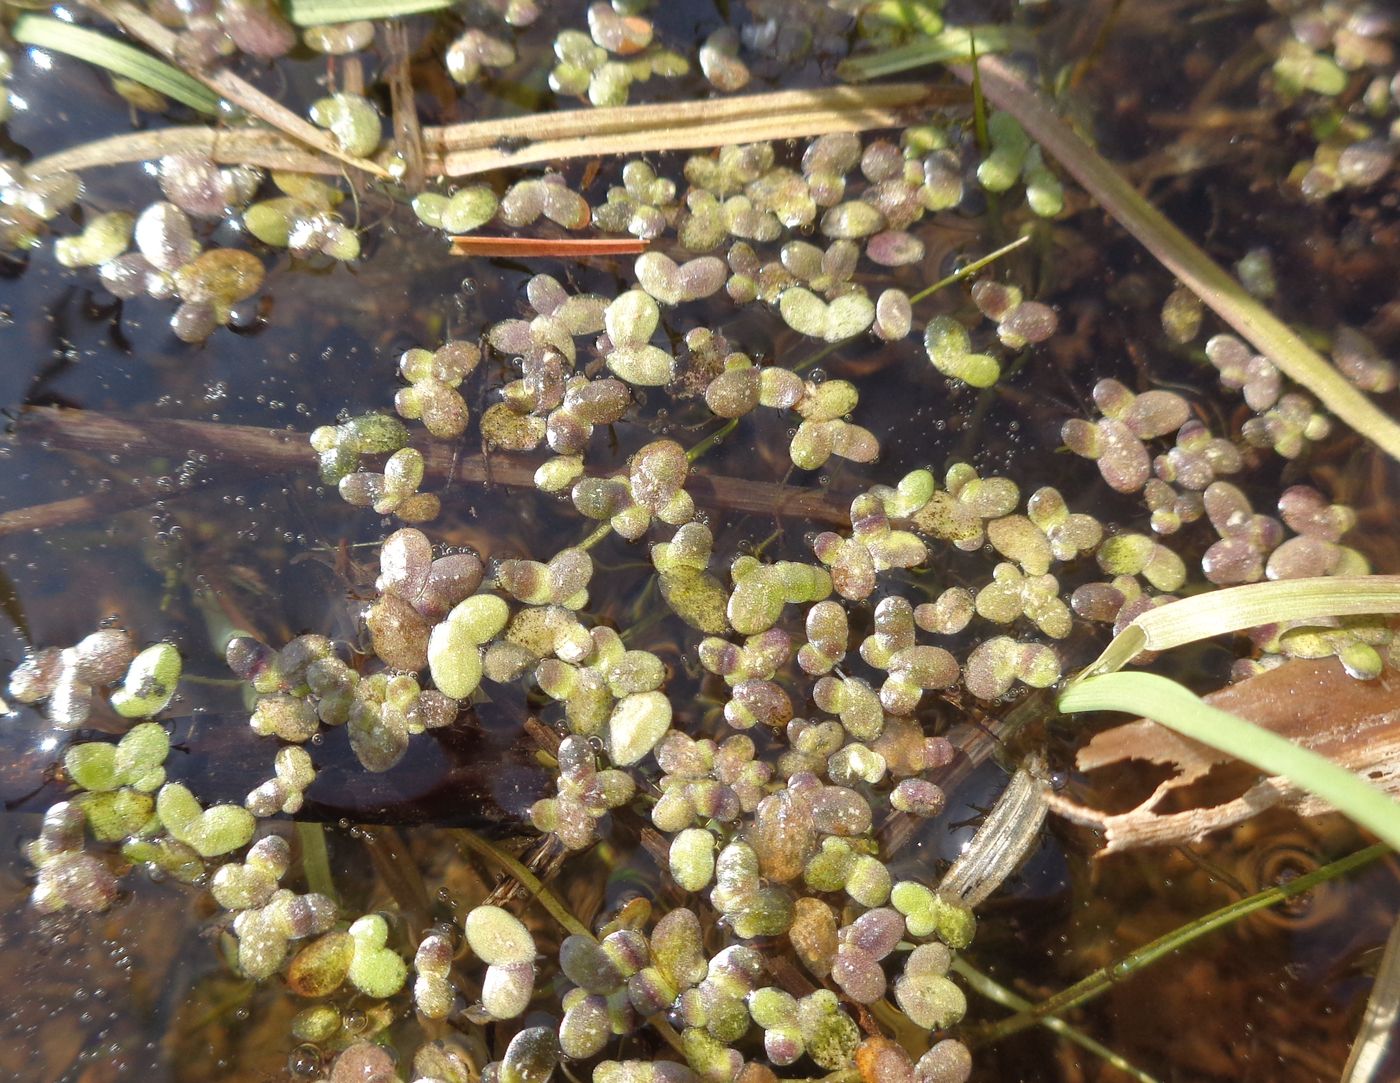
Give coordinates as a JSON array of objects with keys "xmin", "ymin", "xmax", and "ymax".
[{"xmin": 7, "ymin": 5, "xmax": 1399, "ymax": 1083}]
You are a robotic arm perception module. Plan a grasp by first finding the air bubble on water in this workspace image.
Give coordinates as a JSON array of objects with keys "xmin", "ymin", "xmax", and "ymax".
[{"xmin": 288, "ymin": 1046, "xmax": 322, "ymax": 1077}]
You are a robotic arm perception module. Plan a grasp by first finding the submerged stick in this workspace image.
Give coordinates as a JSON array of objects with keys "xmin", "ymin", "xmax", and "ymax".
[
  {"xmin": 13, "ymin": 406, "xmax": 852, "ymax": 527},
  {"xmin": 0, "ymin": 484, "xmax": 188, "ymax": 537}
]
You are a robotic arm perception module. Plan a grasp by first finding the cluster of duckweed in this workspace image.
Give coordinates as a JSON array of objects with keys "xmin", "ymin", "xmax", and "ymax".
[
  {"xmin": 975, "ymin": 111, "xmax": 1065, "ymax": 217},
  {"xmin": 395, "ymin": 342, "xmax": 479, "ymax": 440},
  {"xmin": 8, "ymin": 627, "xmax": 139, "ymax": 729},
  {"xmin": 244, "ymin": 171, "xmax": 362, "ymax": 262},
  {"xmin": 144, "ymin": 0, "xmax": 298, "ymax": 64},
  {"xmin": 549, "ymin": 3, "xmax": 690, "ymax": 106},
  {"xmin": 1329, "ymin": 324, "xmax": 1398, "ymax": 393},
  {"xmin": 5, "ymin": 147, "xmax": 369, "ymax": 341},
  {"xmin": 1258, "ymin": 0, "xmax": 1400, "ymax": 200},
  {"xmin": 309, "ymin": 414, "xmax": 446, "ymax": 524},
  {"xmin": 446, "ymin": 28, "xmax": 518, "ymax": 85},
  {"xmin": 0, "ymin": 159, "xmax": 82, "ymax": 249},
  {"xmin": 11, "ymin": 5, "xmax": 1397, "ymax": 1083},
  {"xmin": 923, "ymin": 279, "xmax": 1058, "ymax": 389}
]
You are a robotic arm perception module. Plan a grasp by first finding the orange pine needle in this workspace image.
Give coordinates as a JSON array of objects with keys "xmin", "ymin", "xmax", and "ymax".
[{"xmin": 450, "ymin": 235, "xmax": 649, "ymax": 257}]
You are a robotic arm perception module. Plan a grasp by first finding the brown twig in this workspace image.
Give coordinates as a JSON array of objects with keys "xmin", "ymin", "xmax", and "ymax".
[
  {"xmin": 0, "ymin": 483, "xmax": 179, "ymax": 536},
  {"xmin": 25, "ymin": 127, "xmax": 338, "ymax": 178},
  {"xmin": 25, "ymin": 83, "xmax": 968, "ymax": 186},
  {"xmin": 427, "ymin": 84, "xmax": 968, "ymax": 178},
  {"xmin": 14, "ymin": 405, "xmax": 852, "ymax": 527}
]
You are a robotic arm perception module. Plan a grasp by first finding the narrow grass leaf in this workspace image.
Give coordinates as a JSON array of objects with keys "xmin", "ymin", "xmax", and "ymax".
[
  {"xmin": 958, "ymin": 56, "xmax": 1400, "ymax": 463},
  {"xmin": 966, "ymin": 842, "xmax": 1388, "ymax": 1048},
  {"xmin": 1059, "ymin": 672, "xmax": 1400, "ymax": 851},
  {"xmin": 13, "ymin": 15, "xmax": 219, "ymax": 115},
  {"xmin": 952, "ymin": 957, "xmax": 1163, "ymax": 1083},
  {"xmin": 1077, "ymin": 575, "xmax": 1400, "ymax": 679},
  {"xmin": 837, "ymin": 25, "xmax": 1020, "ymax": 81},
  {"xmin": 285, "ymin": 0, "xmax": 454, "ymax": 25}
]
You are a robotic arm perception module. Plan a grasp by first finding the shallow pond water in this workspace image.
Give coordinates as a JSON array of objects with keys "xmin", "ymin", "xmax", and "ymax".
[{"xmin": 1, "ymin": 2, "xmax": 1398, "ymax": 1082}]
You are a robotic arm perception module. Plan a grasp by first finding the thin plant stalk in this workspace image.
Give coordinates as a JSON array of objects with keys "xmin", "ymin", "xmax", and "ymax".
[
  {"xmin": 965, "ymin": 843, "xmax": 1389, "ymax": 1047},
  {"xmin": 951, "ymin": 957, "xmax": 1161, "ymax": 1083},
  {"xmin": 955, "ymin": 55, "xmax": 1400, "ymax": 463},
  {"xmin": 451, "ymin": 828, "xmax": 592, "ymax": 939},
  {"xmin": 685, "ymin": 418, "xmax": 740, "ymax": 464},
  {"xmin": 294, "ymin": 821, "xmax": 338, "ymax": 904},
  {"xmin": 908, "ymin": 234, "xmax": 1031, "ymax": 304},
  {"xmin": 577, "ymin": 522, "xmax": 614, "ymax": 552}
]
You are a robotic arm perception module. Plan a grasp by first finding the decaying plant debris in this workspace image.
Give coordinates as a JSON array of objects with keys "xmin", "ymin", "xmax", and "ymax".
[{"xmin": 1049, "ymin": 656, "xmax": 1400, "ymax": 853}]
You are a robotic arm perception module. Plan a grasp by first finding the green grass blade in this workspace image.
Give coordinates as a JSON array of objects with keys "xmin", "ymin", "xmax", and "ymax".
[
  {"xmin": 907, "ymin": 234, "xmax": 1030, "ymax": 304},
  {"xmin": 837, "ymin": 24, "xmax": 1019, "ymax": 81},
  {"xmin": 285, "ymin": 0, "xmax": 454, "ymax": 25},
  {"xmin": 1059, "ymin": 672, "xmax": 1400, "ymax": 850},
  {"xmin": 951, "ymin": 957, "xmax": 1163, "ymax": 1083},
  {"xmin": 294, "ymin": 821, "xmax": 338, "ymax": 904},
  {"xmin": 13, "ymin": 15, "xmax": 219, "ymax": 115},
  {"xmin": 1077, "ymin": 575, "xmax": 1400, "ymax": 679},
  {"xmin": 965, "ymin": 842, "xmax": 1388, "ymax": 1047}
]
